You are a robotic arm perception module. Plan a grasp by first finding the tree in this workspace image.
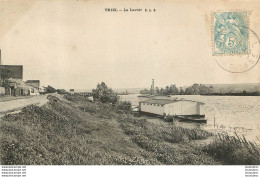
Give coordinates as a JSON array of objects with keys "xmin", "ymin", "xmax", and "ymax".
[
  {"xmin": 92, "ymin": 82, "xmax": 118, "ymax": 103},
  {"xmin": 169, "ymin": 84, "xmax": 179, "ymax": 95},
  {"xmin": 44, "ymin": 85, "xmax": 56, "ymax": 93},
  {"xmin": 156, "ymin": 84, "xmax": 179, "ymax": 95},
  {"xmin": 155, "ymin": 87, "xmax": 160, "ymax": 94},
  {"xmin": 185, "ymin": 83, "xmax": 199, "ymax": 95},
  {"xmin": 184, "ymin": 84, "xmax": 214, "ymax": 95},
  {"xmin": 57, "ymin": 89, "xmax": 66, "ymax": 94},
  {"xmin": 160, "ymin": 88, "xmax": 164, "ymax": 95},
  {"xmin": 140, "ymin": 88, "xmax": 150, "ymax": 94},
  {"xmin": 179, "ymin": 87, "xmax": 184, "ymax": 95}
]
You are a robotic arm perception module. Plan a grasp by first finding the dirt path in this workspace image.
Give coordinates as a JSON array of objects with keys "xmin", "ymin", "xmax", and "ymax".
[
  {"xmin": 0, "ymin": 95, "xmax": 48, "ymax": 115},
  {"xmin": 0, "ymin": 96, "xmax": 34, "ymax": 102}
]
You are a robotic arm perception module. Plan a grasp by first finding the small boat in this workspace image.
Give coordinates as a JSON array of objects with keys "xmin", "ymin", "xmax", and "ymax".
[
  {"xmin": 174, "ymin": 115, "xmax": 207, "ymax": 123},
  {"xmin": 164, "ymin": 116, "xmax": 174, "ymax": 122}
]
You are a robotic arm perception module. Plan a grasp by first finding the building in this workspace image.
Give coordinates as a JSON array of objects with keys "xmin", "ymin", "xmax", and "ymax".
[
  {"xmin": 69, "ymin": 89, "xmax": 75, "ymax": 94},
  {"xmin": 139, "ymin": 98, "xmax": 205, "ymax": 116},
  {"xmin": 2, "ymin": 78, "xmax": 40, "ymax": 96},
  {"xmin": 0, "ymin": 65, "xmax": 23, "ymax": 86},
  {"xmin": 69, "ymin": 89, "xmax": 93, "ymax": 100},
  {"xmin": 75, "ymin": 91, "xmax": 93, "ymax": 101},
  {"xmin": 75, "ymin": 92, "xmax": 92, "ymax": 97},
  {"xmin": 77, "ymin": 92, "xmax": 92, "ymax": 97},
  {"xmin": 25, "ymin": 80, "xmax": 40, "ymax": 88},
  {"xmin": 0, "ymin": 50, "xmax": 40, "ymax": 96},
  {"xmin": 0, "ymin": 65, "xmax": 24, "ymax": 96},
  {"xmin": 69, "ymin": 89, "xmax": 92, "ymax": 97},
  {"xmin": 0, "ymin": 87, "xmax": 5, "ymax": 95},
  {"xmin": 25, "ymin": 80, "xmax": 40, "ymax": 95},
  {"xmin": 4, "ymin": 78, "xmax": 30, "ymax": 96}
]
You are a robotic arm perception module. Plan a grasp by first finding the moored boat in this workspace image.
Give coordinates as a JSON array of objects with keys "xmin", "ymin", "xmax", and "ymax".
[{"xmin": 174, "ymin": 115, "xmax": 207, "ymax": 123}]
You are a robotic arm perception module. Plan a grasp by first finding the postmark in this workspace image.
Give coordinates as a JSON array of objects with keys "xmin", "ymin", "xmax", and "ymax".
[
  {"xmin": 212, "ymin": 11, "xmax": 260, "ymax": 73},
  {"xmin": 215, "ymin": 27, "xmax": 260, "ymax": 73},
  {"xmin": 213, "ymin": 11, "xmax": 249, "ymax": 55}
]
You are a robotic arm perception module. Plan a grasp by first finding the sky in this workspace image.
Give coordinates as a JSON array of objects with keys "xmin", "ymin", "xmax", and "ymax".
[{"xmin": 0, "ymin": 0, "xmax": 259, "ymax": 89}]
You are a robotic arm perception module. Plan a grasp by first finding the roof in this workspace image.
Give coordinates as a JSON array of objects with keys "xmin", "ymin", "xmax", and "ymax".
[
  {"xmin": 140, "ymin": 98, "xmax": 205, "ymax": 105},
  {"xmin": 25, "ymin": 80, "xmax": 40, "ymax": 88}
]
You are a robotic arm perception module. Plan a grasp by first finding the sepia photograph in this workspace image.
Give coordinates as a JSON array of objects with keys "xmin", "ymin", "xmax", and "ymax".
[{"xmin": 0, "ymin": 0, "xmax": 259, "ymax": 175}]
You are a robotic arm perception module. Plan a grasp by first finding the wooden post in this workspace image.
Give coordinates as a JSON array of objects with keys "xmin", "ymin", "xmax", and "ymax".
[
  {"xmin": 213, "ymin": 108, "xmax": 216, "ymax": 128},
  {"xmin": 214, "ymin": 116, "xmax": 215, "ymax": 128}
]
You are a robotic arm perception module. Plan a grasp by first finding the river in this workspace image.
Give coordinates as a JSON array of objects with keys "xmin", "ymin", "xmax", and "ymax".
[{"xmin": 120, "ymin": 94, "xmax": 260, "ymax": 143}]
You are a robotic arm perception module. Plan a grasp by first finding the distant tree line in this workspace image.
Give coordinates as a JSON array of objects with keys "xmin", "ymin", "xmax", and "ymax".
[
  {"xmin": 140, "ymin": 84, "xmax": 213, "ymax": 95},
  {"xmin": 140, "ymin": 83, "xmax": 260, "ymax": 96},
  {"xmin": 183, "ymin": 84, "xmax": 214, "ymax": 95},
  {"xmin": 208, "ymin": 91, "xmax": 260, "ymax": 96}
]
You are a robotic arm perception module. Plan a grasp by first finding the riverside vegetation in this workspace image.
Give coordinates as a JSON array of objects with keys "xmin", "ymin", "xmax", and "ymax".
[{"xmin": 0, "ymin": 94, "xmax": 259, "ymax": 165}]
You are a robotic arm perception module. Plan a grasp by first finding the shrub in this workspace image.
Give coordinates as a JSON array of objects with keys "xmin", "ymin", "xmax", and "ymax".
[{"xmin": 202, "ymin": 133, "xmax": 260, "ymax": 165}]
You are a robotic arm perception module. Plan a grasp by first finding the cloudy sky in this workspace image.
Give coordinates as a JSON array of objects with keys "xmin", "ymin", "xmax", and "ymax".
[{"xmin": 0, "ymin": 0, "xmax": 259, "ymax": 89}]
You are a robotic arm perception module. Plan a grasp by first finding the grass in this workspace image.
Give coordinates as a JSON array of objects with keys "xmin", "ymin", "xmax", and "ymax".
[
  {"xmin": 0, "ymin": 94, "xmax": 259, "ymax": 165},
  {"xmin": 0, "ymin": 96, "xmax": 158, "ymax": 165},
  {"xmin": 202, "ymin": 133, "xmax": 260, "ymax": 165},
  {"xmin": 118, "ymin": 114, "xmax": 218, "ymax": 165},
  {"xmin": 120, "ymin": 116, "xmax": 213, "ymax": 143}
]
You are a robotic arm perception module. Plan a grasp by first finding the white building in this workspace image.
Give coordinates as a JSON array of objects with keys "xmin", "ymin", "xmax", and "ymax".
[
  {"xmin": 28, "ymin": 86, "xmax": 40, "ymax": 95},
  {"xmin": 139, "ymin": 98, "xmax": 205, "ymax": 116}
]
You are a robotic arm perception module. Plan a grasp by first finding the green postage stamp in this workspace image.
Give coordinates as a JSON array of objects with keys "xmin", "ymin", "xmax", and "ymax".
[{"xmin": 213, "ymin": 11, "xmax": 248, "ymax": 55}]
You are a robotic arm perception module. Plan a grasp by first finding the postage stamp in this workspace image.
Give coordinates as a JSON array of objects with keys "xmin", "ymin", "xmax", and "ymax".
[{"xmin": 213, "ymin": 11, "xmax": 248, "ymax": 55}]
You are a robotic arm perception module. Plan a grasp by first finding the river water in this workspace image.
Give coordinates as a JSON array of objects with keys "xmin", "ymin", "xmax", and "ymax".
[{"xmin": 120, "ymin": 94, "xmax": 260, "ymax": 143}]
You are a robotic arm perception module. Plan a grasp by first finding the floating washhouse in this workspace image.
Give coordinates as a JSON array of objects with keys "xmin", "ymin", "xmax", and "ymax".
[
  {"xmin": 138, "ymin": 79, "xmax": 205, "ymax": 118},
  {"xmin": 138, "ymin": 97, "xmax": 205, "ymax": 117}
]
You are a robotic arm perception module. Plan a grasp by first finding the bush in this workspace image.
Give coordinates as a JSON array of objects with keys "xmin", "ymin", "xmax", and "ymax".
[
  {"xmin": 92, "ymin": 82, "xmax": 118, "ymax": 104},
  {"xmin": 202, "ymin": 133, "xmax": 260, "ymax": 165},
  {"xmin": 119, "ymin": 115, "xmax": 212, "ymax": 144}
]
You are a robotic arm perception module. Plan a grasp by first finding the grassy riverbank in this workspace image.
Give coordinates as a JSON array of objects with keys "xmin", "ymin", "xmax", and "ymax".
[{"xmin": 0, "ymin": 94, "xmax": 259, "ymax": 165}]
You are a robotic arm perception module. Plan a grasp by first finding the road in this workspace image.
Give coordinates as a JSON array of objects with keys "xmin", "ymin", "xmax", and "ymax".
[{"xmin": 0, "ymin": 95, "xmax": 48, "ymax": 115}]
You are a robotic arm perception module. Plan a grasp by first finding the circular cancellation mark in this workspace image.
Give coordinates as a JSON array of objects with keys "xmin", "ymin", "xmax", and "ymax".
[{"xmin": 214, "ymin": 26, "xmax": 260, "ymax": 73}]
